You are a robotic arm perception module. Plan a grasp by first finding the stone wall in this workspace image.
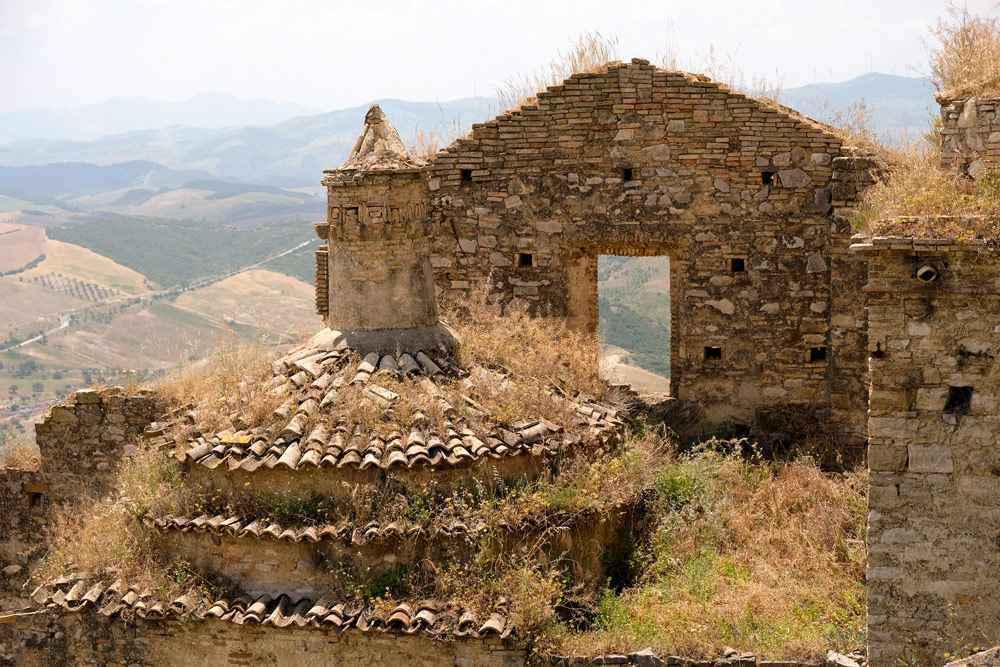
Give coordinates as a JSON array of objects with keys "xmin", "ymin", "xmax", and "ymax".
[
  {"xmin": 1, "ymin": 612, "xmax": 525, "ymax": 667},
  {"xmin": 425, "ymin": 60, "xmax": 870, "ymax": 442},
  {"xmin": 857, "ymin": 237, "xmax": 1000, "ymax": 666},
  {"xmin": 319, "ymin": 165, "xmax": 437, "ymax": 332},
  {"xmin": 939, "ymin": 96, "xmax": 1000, "ymax": 178},
  {"xmin": 0, "ymin": 388, "xmax": 162, "ymax": 609}
]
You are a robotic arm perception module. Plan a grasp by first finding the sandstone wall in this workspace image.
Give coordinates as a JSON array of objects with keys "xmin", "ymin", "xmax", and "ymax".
[
  {"xmin": 0, "ymin": 388, "xmax": 162, "ymax": 609},
  {"xmin": 1, "ymin": 613, "xmax": 524, "ymax": 667},
  {"xmin": 939, "ymin": 97, "xmax": 1000, "ymax": 178},
  {"xmin": 318, "ymin": 172, "xmax": 437, "ymax": 331},
  {"xmin": 425, "ymin": 60, "xmax": 870, "ymax": 442},
  {"xmin": 858, "ymin": 237, "xmax": 1000, "ymax": 666}
]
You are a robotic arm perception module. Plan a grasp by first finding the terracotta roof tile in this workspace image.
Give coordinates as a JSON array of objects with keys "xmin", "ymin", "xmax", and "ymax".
[
  {"xmin": 153, "ymin": 344, "xmax": 625, "ymax": 476},
  {"xmin": 33, "ymin": 576, "xmax": 510, "ymax": 638}
]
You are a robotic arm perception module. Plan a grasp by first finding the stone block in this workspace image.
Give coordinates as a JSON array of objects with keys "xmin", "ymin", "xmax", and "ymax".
[
  {"xmin": 915, "ymin": 387, "xmax": 949, "ymax": 411},
  {"xmin": 908, "ymin": 444, "xmax": 953, "ymax": 473},
  {"xmin": 869, "ymin": 444, "xmax": 908, "ymax": 472},
  {"xmin": 74, "ymin": 389, "xmax": 101, "ymax": 404}
]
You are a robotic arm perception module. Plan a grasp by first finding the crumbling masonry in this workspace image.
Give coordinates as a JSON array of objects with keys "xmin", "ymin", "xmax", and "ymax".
[
  {"xmin": 388, "ymin": 60, "xmax": 872, "ymax": 441},
  {"xmin": 3, "ymin": 63, "xmax": 1000, "ymax": 666}
]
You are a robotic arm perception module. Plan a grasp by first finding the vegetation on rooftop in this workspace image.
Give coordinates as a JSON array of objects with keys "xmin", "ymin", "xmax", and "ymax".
[
  {"xmin": 34, "ymin": 289, "xmax": 866, "ymax": 659},
  {"xmin": 853, "ymin": 146, "xmax": 1000, "ymax": 239},
  {"xmin": 927, "ymin": 1, "xmax": 1000, "ymax": 100},
  {"xmin": 847, "ymin": 3, "xmax": 1000, "ymax": 240}
]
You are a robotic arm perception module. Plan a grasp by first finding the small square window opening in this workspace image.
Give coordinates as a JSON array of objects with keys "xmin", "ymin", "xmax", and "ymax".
[
  {"xmin": 731, "ymin": 258, "xmax": 745, "ymax": 272},
  {"xmin": 945, "ymin": 386, "xmax": 973, "ymax": 414},
  {"xmin": 460, "ymin": 169, "xmax": 473, "ymax": 182},
  {"xmin": 809, "ymin": 346, "xmax": 828, "ymax": 362},
  {"xmin": 704, "ymin": 346, "xmax": 723, "ymax": 360},
  {"xmin": 623, "ymin": 168, "xmax": 634, "ymax": 181},
  {"xmin": 517, "ymin": 253, "xmax": 534, "ymax": 268},
  {"xmin": 761, "ymin": 171, "xmax": 775, "ymax": 185}
]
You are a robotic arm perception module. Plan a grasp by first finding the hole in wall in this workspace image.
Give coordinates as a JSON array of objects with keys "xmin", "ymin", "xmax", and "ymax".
[
  {"xmin": 809, "ymin": 346, "xmax": 828, "ymax": 362},
  {"xmin": 26, "ymin": 492, "xmax": 44, "ymax": 508},
  {"xmin": 761, "ymin": 171, "xmax": 775, "ymax": 185},
  {"xmin": 945, "ymin": 386, "xmax": 973, "ymax": 414},
  {"xmin": 517, "ymin": 253, "xmax": 534, "ymax": 268},
  {"xmin": 460, "ymin": 169, "xmax": 473, "ymax": 182},
  {"xmin": 622, "ymin": 168, "xmax": 634, "ymax": 181},
  {"xmin": 730, "ymin": 257, "xmax": 745, "ymax": 273},
  {"xmin": 704, "ymin": 346, "xmax": 723, "ymax": 360},
  {"xmin": 733, "ymin": 423, "xmax": 751, "ymax": 438}
]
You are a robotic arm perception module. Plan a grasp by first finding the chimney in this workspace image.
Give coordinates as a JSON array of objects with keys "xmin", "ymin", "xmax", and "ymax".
[{"xmin": 313, "ymin": 105, "xmax": 455, "ymax": 355}]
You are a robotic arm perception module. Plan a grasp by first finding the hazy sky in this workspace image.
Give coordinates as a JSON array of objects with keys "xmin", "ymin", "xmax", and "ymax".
[{"xmin": 0, "ymin": 0, "xmax": 996, "ymax": 113}]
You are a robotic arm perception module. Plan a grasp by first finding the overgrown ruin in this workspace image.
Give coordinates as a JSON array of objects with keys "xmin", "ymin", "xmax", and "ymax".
[{"xmin": 2, "ymin": 63, "xmax": 1000, "ymax": 666}]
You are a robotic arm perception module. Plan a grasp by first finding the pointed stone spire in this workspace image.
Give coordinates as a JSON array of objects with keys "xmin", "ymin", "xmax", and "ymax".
[
  {"xmin": 312, "ymin": 105, "xmax": 454, "ymax": 355},
  {"xmin": 339, "ymin": 104, "xmax": 425, "ymax": 172}
]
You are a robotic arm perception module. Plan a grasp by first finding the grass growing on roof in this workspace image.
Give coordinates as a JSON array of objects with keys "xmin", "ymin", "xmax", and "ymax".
[
  {"xmin": 927, "ymin": 1, "xmax": 1000, "ymax": 100},
  {"xmin": 852, "ymin": 143, "xmax": 1000, "ymax": 240},
  {"xmin": 558, "ymin": 441, "xmax": 867, "ymax": 660}
]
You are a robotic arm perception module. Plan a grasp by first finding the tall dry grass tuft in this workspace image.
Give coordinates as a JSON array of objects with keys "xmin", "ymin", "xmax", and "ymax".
[
  {"xmin": 0, "ymin": 439, "xmax": 40, "ymax": 470},
  {"xmin": 926, "ymin": 1, "xmax": 1000, "ymax": 99},
  {"xmin": 445, "ymin": 287, "xmax": 611, "ymax": 402},
  {"xmin": 406, "ymin": 116, "xmax": 468, "ymax": 159},
  {"xmin": 42, "ymin": 444, "xmax": 206, "ymax": 598},
  {"xmin": 689, "ymin": 45, "xmax": 784, "ymax": 102},
  {"xmin": 498, "ymin": 32, "xmax": 620, "ymax": 112},
  {"xmin": 155, "ymin": 335, "xmax": 284, "ymax": 434}
]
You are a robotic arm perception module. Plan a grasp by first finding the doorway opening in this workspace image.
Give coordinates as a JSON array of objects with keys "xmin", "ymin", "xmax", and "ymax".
[{"xmin": 597, "ymin": 254, "xmax": 671, "ymax": 394}]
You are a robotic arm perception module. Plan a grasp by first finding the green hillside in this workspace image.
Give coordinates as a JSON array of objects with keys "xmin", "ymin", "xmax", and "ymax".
[
  {"xmin": 49, "ymin": 217, "xmax": 318, "ymax": 288},
  {"xmin": 598, "ymin": 255, "xmax": 671, "ymax": 377}
]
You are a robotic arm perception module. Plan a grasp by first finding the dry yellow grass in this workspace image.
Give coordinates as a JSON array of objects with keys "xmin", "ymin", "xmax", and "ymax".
[
  {"xmin": 0, "ymin": 441, "xmax": 40, "ymax": 470},
  {"xmin": 853, "ymin": 143, "xmax": 1000, "ymax": 239},
  {"xmin": 0, "ymin": 227, "xmax": 45, "ymax": 273},
  {"xmin": 927, "ymin": 1, "xmax": 1000, "ymax": 100},
  {"xmin": 155, "ymin": 334, "xmax": 286, "ymax": 435},
  {"xmin": 498, "ymin": 32, "xmax": 621, "ymax": 112},
  {"xmin": 560, "ymin": 446, "xmax": 867, "ymax": 660}
]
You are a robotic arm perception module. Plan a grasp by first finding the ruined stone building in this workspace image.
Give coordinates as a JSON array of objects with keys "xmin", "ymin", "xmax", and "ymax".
[
  {"xmin": 3, "ymin": 60, "xmax": 1000, "ymax": 667},
  {"xmin": 384, "ymin": 60, "xmax": 872, "ymax": 442}
]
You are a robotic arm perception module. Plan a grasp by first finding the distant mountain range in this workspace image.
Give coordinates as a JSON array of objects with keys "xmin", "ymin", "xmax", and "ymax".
[
  {"xmin": 0, "ymin": 97, "xmax": 498, "ymax": 188},
  {"xmin": 0, "ymin": 93, "xmax": 321, "ymax": 142},
  {"xmin": 781, "ymin": 72, "xmax": 936, "ymax": 141},
  {"xmin": 0, "ymin": 73, "xmax": 937, "ymax": 226}
]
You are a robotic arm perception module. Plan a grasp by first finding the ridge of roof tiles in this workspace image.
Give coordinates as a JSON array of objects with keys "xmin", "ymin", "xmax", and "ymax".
[
  {"xmin": 28, "ymin": 576, "xmax": 510, "ymax": 639},
  {"xmin": 149, "ymin": 513, "xmax": 559, "ymax": 544},
  {"xmin": 153, "ymin": 342, "xmax": 625, "ymax": 474}
]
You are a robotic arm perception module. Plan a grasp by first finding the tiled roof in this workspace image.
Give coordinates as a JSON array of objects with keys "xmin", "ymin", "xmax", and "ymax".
[
  {"xmin": 150, "ymin": 513, "xmax": 547, "ymax": 544},
  {"xmin": 30, "ymin": 577, "xmax": 510, "ymax": 638},
  {"xmin": 158, "ymin": 343, "xmax": 625, "ymax": 474}
]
